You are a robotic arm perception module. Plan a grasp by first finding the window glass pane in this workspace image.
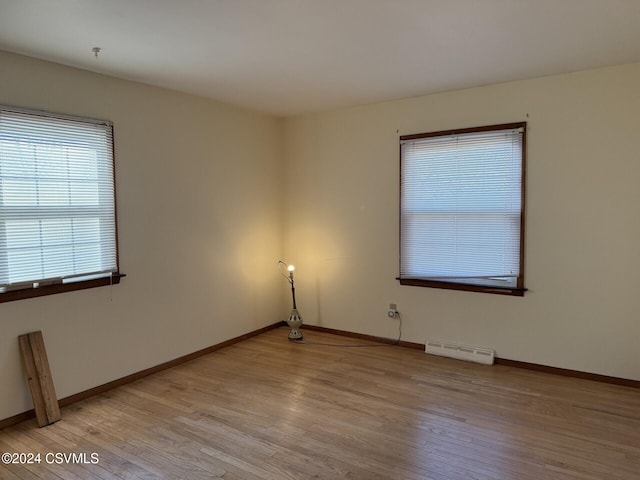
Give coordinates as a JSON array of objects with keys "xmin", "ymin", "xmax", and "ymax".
[
  {"xmin": 73, "ymin": 218, "xmax": 101, "ymax": 244},
  {"xmin": 67, "ymin": 147, "xmax": 98, "ymax": 179},
  {"xmin": 2, "ymin": 179, "xmax": 38, "ymax": 205},
  {"xmin": 6, "ymin": 221, "xmax": 41, "ymax": 249},
  {"xmin": 0, "ymin": 140, "xmax": 37, "ymax": 176},
  {"xmin": 7, "ymin": 248, "xmax": 43, "ymax": 283},
  {"xmin": 402, "ymin": 214, "xmax": 520, "ymax": 277},
  {"xmin": 35, "ymin": 144, "xmax": 69, "ymax": 178},
  {"xmin": 40, "ymin": 219, "xmax": 73, "ymax": 246},
  {"xmin": 38, "ymin": 180, "xmax": 70, "ymax": 206},
  {"xmin": 73, "ymin": 243, "xmax": 103, "ymax": 272},
  {"xmin": 41, "ymin": 246, "xmax": 73, "ymax": 278},
  {"xmin": 69, "ymin": 181, "xmax": 99, "ymax": 205}
]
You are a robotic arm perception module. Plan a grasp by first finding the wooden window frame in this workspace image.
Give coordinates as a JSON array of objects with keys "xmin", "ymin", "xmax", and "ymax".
[
  {"xmin": 398, "ymin": 122, "xmax": 526, "ymax": 296},
  {"xmin": 0, "ymin": 105, "xmax": 124, "ymax": 303}
]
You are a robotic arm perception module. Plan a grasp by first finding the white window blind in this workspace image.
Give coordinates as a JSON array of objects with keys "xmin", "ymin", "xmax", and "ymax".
[
  {"xmin": 400, "ymin": 125, "xmax": 524, "ymax": 290},
  {"xmin": 0, "ymin": 106, "xmax": 118, "ymax": 292}
]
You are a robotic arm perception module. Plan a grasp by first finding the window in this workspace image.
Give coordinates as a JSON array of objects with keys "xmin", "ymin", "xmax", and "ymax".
[
  {"xmin": 399, "ymin": 122, "xmax": 526, "ymax": 296},
  {"xmin": 0, "ymin": 105, "xmax": 122, "ymax": 302}
]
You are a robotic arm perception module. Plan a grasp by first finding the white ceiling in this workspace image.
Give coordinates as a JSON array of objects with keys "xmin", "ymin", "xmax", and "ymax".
[{"xmin": 0, "ymin": 0, "xmax": 639, "ymax": 117}]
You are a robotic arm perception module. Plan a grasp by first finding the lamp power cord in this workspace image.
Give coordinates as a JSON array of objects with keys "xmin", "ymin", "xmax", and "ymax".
[{"xmin": 290, "ymin": 311, "xmax": 403, "ymax": 348}]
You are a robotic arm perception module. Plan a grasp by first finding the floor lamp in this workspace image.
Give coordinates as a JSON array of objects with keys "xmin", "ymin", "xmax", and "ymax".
[{"xmin": 279, "ymin": 261, "xmax": 303, "ymax": 341}]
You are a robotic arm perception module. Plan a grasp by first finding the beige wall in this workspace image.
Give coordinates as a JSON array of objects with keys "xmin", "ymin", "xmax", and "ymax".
[
  {"xmin": 283, "ymin": 63, "xmax": 640, "ymax": 381},
  {"xmin": 0, "ymin": 51, "xmax": 284, "ymax": 420}
]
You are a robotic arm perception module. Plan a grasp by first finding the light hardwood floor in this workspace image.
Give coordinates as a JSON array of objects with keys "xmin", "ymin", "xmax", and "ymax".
[{"xmin": 1, "ymin": 327, "xmax": 639, "ymax": 479}]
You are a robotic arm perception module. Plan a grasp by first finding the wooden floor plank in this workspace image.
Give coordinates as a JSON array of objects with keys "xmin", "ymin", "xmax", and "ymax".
[{"xmin": 1, "ymin": 327, "xmax": 639, "ymax": 479}]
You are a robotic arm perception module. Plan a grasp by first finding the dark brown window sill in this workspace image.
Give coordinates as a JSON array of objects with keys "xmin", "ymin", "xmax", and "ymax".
[
  {"xmin": 398, "ymin": 278, "xmax": 526, "ymax": 296},
  {"xmin": 0, "ymin": 273, "xmax": 126, "ymax": 303}
]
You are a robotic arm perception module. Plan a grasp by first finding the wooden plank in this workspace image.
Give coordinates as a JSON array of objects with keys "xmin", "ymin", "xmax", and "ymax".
[
  {"xmin": 17, "ymin": 334, "xmax": 47, "ymax": 427},
  {"xmin": 27, "ymin": 331, "xmax": 61, "ymax": 425},
  {"xmin": 18, "ymin": 331, "xmax": 61, "ymax": 427}
]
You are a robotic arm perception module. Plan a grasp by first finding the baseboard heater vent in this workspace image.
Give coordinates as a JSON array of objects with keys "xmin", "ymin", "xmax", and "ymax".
[{"xmin": 425, "ymin": 338, "xmax": 495, "ymax": 365}]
